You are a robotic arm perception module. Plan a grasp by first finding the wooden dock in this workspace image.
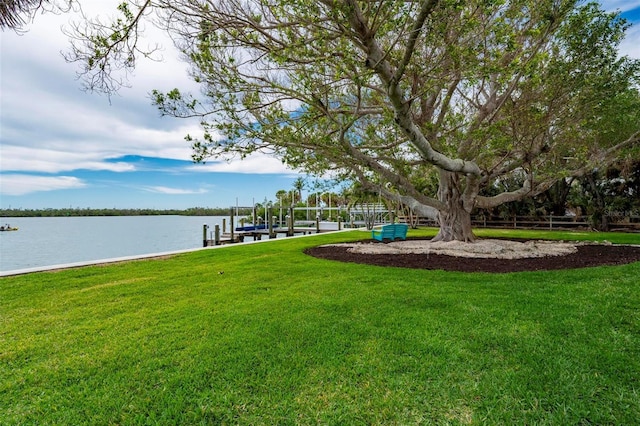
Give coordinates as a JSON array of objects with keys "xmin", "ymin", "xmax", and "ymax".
[
  {"xmin": 203, "ymin": 222, "xmax": 343, "ymax": 247},
  {"xmin": 202, "ymin": 205, "xmax": 348, "ymax": 247}
]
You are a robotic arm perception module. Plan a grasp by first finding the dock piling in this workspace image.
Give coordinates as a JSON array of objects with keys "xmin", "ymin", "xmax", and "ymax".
[
  {"xmin": 230, "ymin": 207, "xmax": 235, "ymax": 242},
  {"xmin": 268, "ymin": 207, "xmax": 276, "ymax": 238},
  {"xmin": 289, "ymin": 207, "xmax": 295, "ymax": 236},
  {"xmin": 203, "ymin": 224, "xmax": 209, "ymax": 247}
]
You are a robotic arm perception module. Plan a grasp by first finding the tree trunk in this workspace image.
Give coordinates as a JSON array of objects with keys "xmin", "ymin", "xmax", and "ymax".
[
  {"xmin": 545, "ymin": 178, "xmax": 572, "ymax": 216},
  {"xmin": 432, "ymin": 171, "xmax": 476, "ymax": 242},
  {"xmin": 585, "ymin": 173, "xmax": 610, "ymax": 232}
]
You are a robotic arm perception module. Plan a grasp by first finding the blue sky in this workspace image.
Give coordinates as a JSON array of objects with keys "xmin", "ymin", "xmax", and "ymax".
[{"xmin": 1, "ymin": 1, "xmax": 639, "ymax": 210}]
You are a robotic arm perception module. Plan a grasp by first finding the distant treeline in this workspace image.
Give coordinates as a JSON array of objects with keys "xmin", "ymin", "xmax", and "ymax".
[{"xmin": 0, "ymin": 207, "xmax": 235, "ymax": 217}]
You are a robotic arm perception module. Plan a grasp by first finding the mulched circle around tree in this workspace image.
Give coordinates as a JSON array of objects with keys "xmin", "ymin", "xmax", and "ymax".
[{"xmin": 304, "ymin": 238, "xmax": 640, "ymax": 273}]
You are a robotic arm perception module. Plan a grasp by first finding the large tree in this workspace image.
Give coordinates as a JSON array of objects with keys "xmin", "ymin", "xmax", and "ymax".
[{"xmin": 62, "ymin": 0, "xmax": 640, "ymax": 241}]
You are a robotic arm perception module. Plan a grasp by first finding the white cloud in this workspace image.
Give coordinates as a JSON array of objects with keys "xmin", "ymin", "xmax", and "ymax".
[
  {"xmin": 186, "ymin": 153, "xmax": 303, "ymax": 175},
  {"xmin": 142, "ymin": 186, "xmax": 209, "ymax": 195},
  {"xmin": 0, "ymin": 0, "xmax": 203, "ymax": 172},
  {"xmin": 0, "ymin": 175, "xmax": 87, "ymax": 196},
  {"xmin": 118, "ymin": 124, "xmax": 200, "ymax": 160},
  {"xmin": 0, "ymin": 146, "xmax": 136, "ymax": 174},
  {"xmin": 599, "ymin": 1, "xmax": 640, "ymax": 12},
  {"xmin": 619, "ymin": 23, "xmax": 640, "ymax": 59}
]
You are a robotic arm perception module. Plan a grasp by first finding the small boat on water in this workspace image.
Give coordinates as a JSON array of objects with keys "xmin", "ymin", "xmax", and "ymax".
[{"xmin": 0, "ymin": 225, "xmax": 18, "ymax": 231}]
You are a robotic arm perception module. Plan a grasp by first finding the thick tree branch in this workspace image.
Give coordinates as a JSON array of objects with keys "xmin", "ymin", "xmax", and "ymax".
[
  {"xmin": 340, "ymin": 0, "xmax": 481, "ymax": 176},
  {"xmin": 393, "ymin": 0, "xmax": 439, "ymax": 85}
]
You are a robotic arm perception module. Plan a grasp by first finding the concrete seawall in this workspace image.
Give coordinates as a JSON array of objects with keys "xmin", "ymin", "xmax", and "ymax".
[{"xmin": 0, "ymin": 228, "xmax": 357, "ymax": 277}]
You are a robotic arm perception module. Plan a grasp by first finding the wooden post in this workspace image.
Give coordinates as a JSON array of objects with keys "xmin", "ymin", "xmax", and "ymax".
[
  {"xmin": 316, "ymin": 217, "xmax": 320, "ymax": 233},
  {"xmin": 268, "ymin": 207, "xmax": 276, "ymax": 238},
  {"xmin": 203, "ymin": 223, "xmax": 209, "ymax": 247},
  {"xmin": 223, "ymin": 218, "xmax": 227, "ymax": 234},
  {"xmin": 214, "ymin": 225, "xmax": 220, "ymax": 245},
  {"xmin": 230, "ymin": 207, "xmax": 235, "ymax": 242},
  {"xmin": 288, "ymin": 206, "xmax": 294, "ymax": 236},
  {"xmin": 338, "ymin": 217, "xmax": 342, "ymax": 230}
]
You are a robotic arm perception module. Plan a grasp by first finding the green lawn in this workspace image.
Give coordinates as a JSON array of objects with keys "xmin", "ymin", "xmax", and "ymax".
[{"xmin": 1, "ymin": 229, "xmax": 639, "ymax": 425}]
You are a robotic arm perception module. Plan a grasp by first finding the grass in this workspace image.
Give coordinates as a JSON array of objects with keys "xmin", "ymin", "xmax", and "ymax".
[{"xmin": 1, "ymin": 228, "xmax": 639, "ymax": 425}]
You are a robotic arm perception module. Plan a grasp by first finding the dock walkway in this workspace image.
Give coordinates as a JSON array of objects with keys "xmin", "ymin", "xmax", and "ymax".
[
  {"xmin": 210, "ymin": 226, "xmax": 337, "ymax": 245},
  {"xmin": 205, "ymin": 220, "xmax": 345, "ymax": 246}
]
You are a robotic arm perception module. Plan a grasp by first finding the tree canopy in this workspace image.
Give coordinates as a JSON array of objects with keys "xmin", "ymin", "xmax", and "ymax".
[{"xmin": 32, "ymin": 1, "xmax": 640, "ymax": 240}]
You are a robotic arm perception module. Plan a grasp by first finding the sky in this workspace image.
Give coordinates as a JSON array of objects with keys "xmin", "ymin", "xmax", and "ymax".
[{"xmin": 1, "ymin": 1, "xmax": 639, "ymax": 210}]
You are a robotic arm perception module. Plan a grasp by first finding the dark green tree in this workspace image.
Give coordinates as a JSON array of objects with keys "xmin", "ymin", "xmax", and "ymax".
[{"xmin": 572, "ymin": 161, "xmax": 640, "ymax": 231}]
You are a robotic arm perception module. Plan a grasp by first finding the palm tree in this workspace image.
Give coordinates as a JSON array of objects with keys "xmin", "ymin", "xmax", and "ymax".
[
  {"xmin": 292, "ymin": 178, "xmax": 305, "ymax": 204},
  {"xmin": 1, "ymin": 0, "xmax": 47, "ymax": 29}
]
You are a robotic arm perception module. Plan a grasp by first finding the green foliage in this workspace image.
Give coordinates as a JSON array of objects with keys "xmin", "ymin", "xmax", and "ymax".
[
  {"xmin": 155, "ymin": 2, "xmax": 637, "ymax": 197},
  {"xmin": 570, "ymin": 161, "xmax": 640, "ymax": 230},
  {"xmin": 1, "ymin": 230, "xmax": 640, "ymax": 424},
  {"xmin": 479, "ymin": 160, "xmax": 640, "ymax": 225}
]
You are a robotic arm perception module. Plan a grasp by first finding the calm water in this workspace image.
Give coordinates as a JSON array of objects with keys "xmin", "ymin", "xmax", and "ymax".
[{"xmin": 0, "ymin": 216, "xmax": 230, "ymax": 273}]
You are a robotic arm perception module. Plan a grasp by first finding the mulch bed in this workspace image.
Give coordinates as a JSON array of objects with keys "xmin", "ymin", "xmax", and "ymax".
[{"xmin": 304, "ymin": 239, "xmax": 640, "ymax": 273}]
